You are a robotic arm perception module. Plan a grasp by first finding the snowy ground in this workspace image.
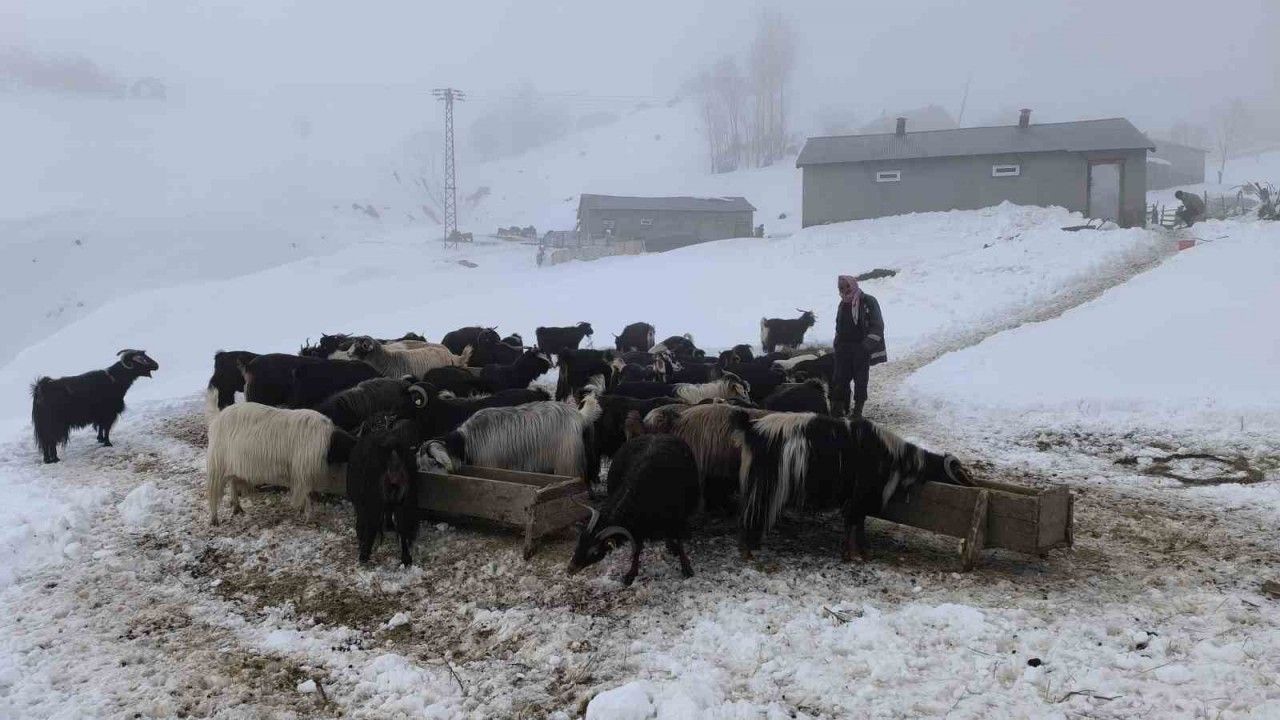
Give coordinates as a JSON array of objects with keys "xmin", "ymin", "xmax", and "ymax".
[{"xmin": 2, "ymin": 202, "xmax": 1278, "ymax": 717}]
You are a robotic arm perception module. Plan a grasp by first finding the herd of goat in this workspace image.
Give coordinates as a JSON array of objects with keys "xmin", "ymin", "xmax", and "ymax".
[{"xmin": 30, "ymin": 314, "xmax": 973, "ymax": 585}]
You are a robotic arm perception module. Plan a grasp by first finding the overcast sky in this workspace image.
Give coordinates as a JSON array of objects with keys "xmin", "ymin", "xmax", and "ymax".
[{"xmin": 5, "ymin": 0, "xmax": 1276, "ymax": 131}]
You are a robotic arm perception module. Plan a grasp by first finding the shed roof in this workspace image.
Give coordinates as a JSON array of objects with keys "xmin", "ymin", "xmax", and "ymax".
[
  {"xmin": 578, "ymin": 194, "xmax": 755, "ymax": 213},
  {"xmin": 796, "ymin": 118, "xmax": 1155, "ymax": 167}
]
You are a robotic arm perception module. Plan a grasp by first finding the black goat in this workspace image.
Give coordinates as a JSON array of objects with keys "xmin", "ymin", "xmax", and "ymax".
[
  {"xmin": 466, "ymin": 337, "xmax": 522, "ymax": 367},
  {"xmin": 441, "ymin": 326, "xmax": 500, "ymax": 356},
  {"xmin": 31, "ymin": 350, "xmax": 159, "ymax": 464},
  {"xmin": 668, "ymin": 358, "xmax": 720, "ymax": 383},
  {"xmin": 760, "ymin": 310, "xmax": 817, "ymax": 353},
  {"xmin": 787, "ymin": 353, "xmax": 837, "ymax": 385},
  {"xmin": 716, "ymin": 344, "xmax": 755, "ymax": 365},
  {"xmin": 652, "ymin": 334, "xmax": 700, "ymax": 359},
  {"xmin": 314, "ymin": 377, "xmax": 414, "ymax": 432},
  {"xmin": 842, "ymin": 418, "xmax": 974, "ymax": 560},
  {"xmin": 614, "ymin": 322, "xmax": 656, "ymax": 352},
  {"xmin": 241, "ymin": 353, "xmax": 321, "ymax": 406},
  {"xmin": 731, "ymin": 411, "xmax": 973, "ymax": 561},
  {"xmin": 282, "ymin": 358, "xmax": 382, "ymax": 409},
  {"xmin": 206, "ymin": 350, "xmax": 258, "ymax": 413},
  {"xmin": 554, "ymin": 348, "xmax": 614, "ymax": 401},
  {"xmin": 720, "ymin": 362, "xmax": 787, "ymax": 403},
  {"xmin": 593, "ymin": 395, "xmax": 681, "ymax": 459},
  {"xmin": 568, "ymin": 434, "xmax": 700, "ymax": 585},
  {"xmin": 762, "ymin": 379, "xmax": 830, "ymax": 414},
  {"xmin": 405, "ymin": 382, "xmax": 550, "ymax": 438},
  {"xmin": 346, "ymin": 417, "xmax": 421, "ymax": 565},
  {"xmin": 535, "ymin": 322, "xmax": 594, "ymax": 357},
  {"xmin": 501, "ymin": 333, "xmax": 523, "ymax": 347},
  {"xmin": 421, "ymin": 366, "xmax": 494, "ymax": 398},
  {"xmin": 478, "ymin": 348, "xmax": 553, "ymax": 391}
]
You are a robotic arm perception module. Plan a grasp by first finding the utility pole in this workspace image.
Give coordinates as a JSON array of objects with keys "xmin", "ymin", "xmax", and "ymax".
[{"xmin": 432, "ymin": 87, "xmax": 465, "ymax": 244}]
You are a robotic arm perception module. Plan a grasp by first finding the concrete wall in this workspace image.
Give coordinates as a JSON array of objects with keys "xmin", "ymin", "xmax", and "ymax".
[
  {"xmin": 548, "ymin": 240, "xmax": 645, "ymax": 266},
  {"xmin": 802, "ymin": 149, "xmax": 1148, "ymax": 228},
  {"xmin": 580, "ymin": 208, "xmax": 753, "ymax": 244}
]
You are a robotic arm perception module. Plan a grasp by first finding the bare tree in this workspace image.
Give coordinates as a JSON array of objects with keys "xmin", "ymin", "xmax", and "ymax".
[
  {"xmin": 747, "ymin": 10, "xmax": 796, "ymax": 167},
  {"xmin": 688, "ymin": 57, "xmax": 748, "ymax": 173},
  {"xmin": 1213, "ymin": 99, "xmax": 1250, "ymax": 184}
]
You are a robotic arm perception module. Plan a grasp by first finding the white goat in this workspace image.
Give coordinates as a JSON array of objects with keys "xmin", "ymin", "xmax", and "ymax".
[
  {"xmin": 348, "ymin": 335, "xmax": 470, "ymax": 378},
  {"xmin": 206, "ymin": 402, "xmax": 352, "ymax": 524}
]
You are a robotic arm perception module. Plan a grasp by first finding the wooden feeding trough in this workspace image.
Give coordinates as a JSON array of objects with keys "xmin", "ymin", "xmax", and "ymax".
[
  {"xmin": 417, "ymin": 465, "xmax": 591, "ymax": 559},
  {"xmin": 875, "ymin": 478, "xmax": 1073, "ymax": 570}
]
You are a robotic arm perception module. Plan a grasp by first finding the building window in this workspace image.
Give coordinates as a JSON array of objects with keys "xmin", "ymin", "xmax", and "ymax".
[
  {"xmin": 639, "ymin": 218, "xmax": 653, "ymax": 226},
  {"xmin": 992, "ymin": 164, "xmax": 1021, "ymax": 177},
  {"xmin": 601, "ymin": 219, "xmax": 615, "ymax": 229},
  {"xmin": 875, "ymin": 170, "xmax": 901, "ymax": 183}
]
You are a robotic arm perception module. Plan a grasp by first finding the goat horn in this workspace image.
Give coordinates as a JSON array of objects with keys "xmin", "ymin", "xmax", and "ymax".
[
  {"xmin": 594, "ymin": 525, "xmax": 633, "ymax": 546},
  {"xmin": 573, "ymin": 498, "xmax": 600, "ymax": 531},
  {"xmin": 944, "ymin": 454, "xmax": 974, "ymax": 486},
  {"xmin": 408, "ymin": 384, "xmax": 429, "ymax": 408}
]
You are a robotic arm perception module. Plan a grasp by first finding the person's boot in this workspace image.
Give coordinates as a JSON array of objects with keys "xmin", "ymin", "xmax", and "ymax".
[{"xmin": 850, "ymin": 400, "xmax": 865, "ymax": 420}]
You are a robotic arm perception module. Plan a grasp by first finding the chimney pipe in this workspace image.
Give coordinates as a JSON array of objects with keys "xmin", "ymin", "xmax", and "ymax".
[
  {"xmin": 895, "ymin": 117, "xmax": 907, "ymax": 136},
  {"xmin": 1018, "ymin": 108, "xmax": 1031, "ymax": 129}
]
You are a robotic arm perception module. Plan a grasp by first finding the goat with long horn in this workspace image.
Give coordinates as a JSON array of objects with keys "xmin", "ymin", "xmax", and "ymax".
[{"xmin": 566, "ymin": 433, "xmax": 700, "ymax": 585}]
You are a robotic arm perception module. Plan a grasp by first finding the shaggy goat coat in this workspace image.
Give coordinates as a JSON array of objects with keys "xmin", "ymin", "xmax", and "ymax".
[
  {"xmin": 418, "ymin": 395, "xmax": 602, "ymax": 482},
  {"xmin": 732, "ymin": 411, "xmax": 973, "ymax": 559},
  {"xmin": 642, "ymin": 402, "xmax": 772, "ymax": 508},
  {"xmin": 206, "ymin": 402, "xmax": 353, "ymax": 524}
]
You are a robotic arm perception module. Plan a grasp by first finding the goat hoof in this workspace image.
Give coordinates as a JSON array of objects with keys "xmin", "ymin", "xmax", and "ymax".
[
  {"xmin": 43, "ymin": 457, "xmax": 60, "ymax": 464},
  {"xmin": 621, "ymin": 573, "xmax": 637, "ymax": 587},
  {"xmin": 681, "ymin": 567, "xmax": 694, "ymax": 579},
  {"xmin": 99, "ymin": 440, "xmax": 112, "ymax": 447}
]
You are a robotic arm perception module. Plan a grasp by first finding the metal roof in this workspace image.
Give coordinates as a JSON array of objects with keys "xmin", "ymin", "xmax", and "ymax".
[
  {"xmin": 796, "ymin": 118, "xmax": 1155, "ymax": 167},
  {"xmin": 578, "ymin": 194, "xmax": 755, "ymax": 213}
]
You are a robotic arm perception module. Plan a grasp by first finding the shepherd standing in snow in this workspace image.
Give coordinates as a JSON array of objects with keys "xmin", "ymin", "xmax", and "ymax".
[
  {"xmin": 831, "ymin": 275, "xmax": 886, "ymax": 418},
  {"xmin": 1174, "ymin": 190, "xmax": 1205, "ymax": 228}
]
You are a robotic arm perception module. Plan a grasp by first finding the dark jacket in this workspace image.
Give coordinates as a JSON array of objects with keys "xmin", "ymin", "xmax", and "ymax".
[
  {"xmin": 1179, "ymin": 192, "xmax": 1205, "ymax": 216},
  {"xmin": 835, "ymin": 294, "xmax": 887, "ymax": 366}
]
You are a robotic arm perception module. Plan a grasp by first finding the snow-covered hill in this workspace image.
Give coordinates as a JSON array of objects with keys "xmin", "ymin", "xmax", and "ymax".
[{"xmin": 0, "ymin": 90, "xmax": 800, "ymax": 367}]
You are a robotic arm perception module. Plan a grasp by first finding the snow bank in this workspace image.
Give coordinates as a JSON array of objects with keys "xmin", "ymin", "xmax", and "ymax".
[
  {"xmin": 0, "ymin": 448, "xmax": 111, "ymax": 589},
  {"xmin": 903, "ymin": 219, "xmax": 1280, "ymax": 432},
  {"xmin": 0, "ymin": 204, "xmax": 1165, "ymax": 437}
]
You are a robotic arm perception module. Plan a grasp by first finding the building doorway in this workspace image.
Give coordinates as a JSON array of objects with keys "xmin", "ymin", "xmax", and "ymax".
[{"xmin": 1087, "ymin": 161, "xmax": 1122, "ymax": 222}]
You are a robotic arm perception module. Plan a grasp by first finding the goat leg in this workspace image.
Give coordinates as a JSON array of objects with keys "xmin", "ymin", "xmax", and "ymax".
[
  {"xmin": 622, "ymin": 539, "xmax": 644, "ymax": 586},
  {"xmin": 842, "ymin": 515, "xmax": 870, "ymax": 562},
  {"xmin": 666, "ymin": 538, "xmax": 694, "ymax": 578}
]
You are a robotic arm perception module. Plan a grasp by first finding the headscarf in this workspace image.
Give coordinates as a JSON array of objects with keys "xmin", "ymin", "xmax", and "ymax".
[{"xmin": 838, "ymin": 275, "xmax": 862, "ymax": 312}]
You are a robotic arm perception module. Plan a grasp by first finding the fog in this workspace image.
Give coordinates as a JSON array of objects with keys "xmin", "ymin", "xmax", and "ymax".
[{"xmin": 7, "ymin": 0, "xmax": 1277, "ymax": 131}]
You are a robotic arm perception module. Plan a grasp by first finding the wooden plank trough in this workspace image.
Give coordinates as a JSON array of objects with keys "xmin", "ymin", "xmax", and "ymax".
[
  {"xmin": 320, "ymin": 465, "xmax": 591, "ymax": 559},
  {"xmin": 417, "ymin": 465, "xmax": 591, "ymax": 559},
  {"xmin": 874, "ymin": 478, "xmax": 1073, "ymax": 570}
]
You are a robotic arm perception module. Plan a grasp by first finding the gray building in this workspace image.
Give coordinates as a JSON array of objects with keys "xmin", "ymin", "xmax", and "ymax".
[
  {"xmin": 796, "ymin": 111, "xmax": 1155, "ymax": 228},
  {"xmin": 576, "ymin": 194, "xmax": 755, "ymax": 251},
  {"xmin": 1146, "ymin": 140, "xmax": 1207, "ymax": 191}
]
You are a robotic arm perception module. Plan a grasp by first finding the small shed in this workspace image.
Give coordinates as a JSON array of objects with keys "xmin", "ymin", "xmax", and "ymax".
[
  {"xmin": 796, "ymin": 111, "xmax": 1155, "ymax": 228},
  {"xmin": 1146, "ymin": 140, "xmax": 1207, "ymax": 190},
  {"xmin": 576, "ymin": 194, "xmax": 755, "ymax": 250}
]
